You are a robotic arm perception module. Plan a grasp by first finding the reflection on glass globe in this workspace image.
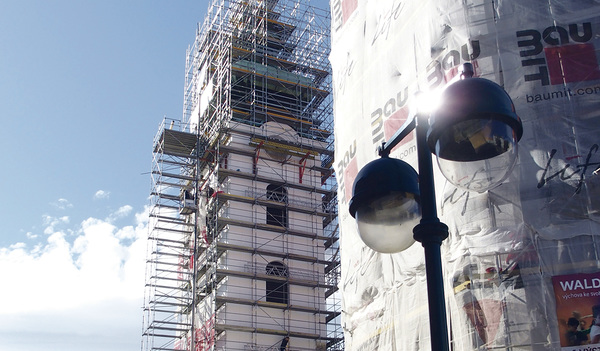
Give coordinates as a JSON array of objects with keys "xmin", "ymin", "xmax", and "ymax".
[
  {"xmin": 434, "ymin": 119, "xmax": 518, "ymax": 192},
  {"xmin": 354, "ymin": 192, "xmax": 421, "ymax": 253}
]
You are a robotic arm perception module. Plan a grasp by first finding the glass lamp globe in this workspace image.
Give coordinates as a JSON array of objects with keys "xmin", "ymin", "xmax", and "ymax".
[
  {"xmin": 434, "ymin": 118, "xmax": 519, "ymax": 192},
  {"xmin": 427, "ymin": 75, "xmax": 523, "ymax": 192},
  {"xmin": 354, "ymin": 192, "xmax": 420, "ymax": 253},
  {"xmin": 349, "ymin": 157, "xmax": 421, "ymax": 253}
]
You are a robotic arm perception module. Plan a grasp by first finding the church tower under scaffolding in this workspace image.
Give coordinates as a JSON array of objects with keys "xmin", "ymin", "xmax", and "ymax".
[{"xmin": 141, "ymin": 0, "xmax": 342, "ymax": 350}]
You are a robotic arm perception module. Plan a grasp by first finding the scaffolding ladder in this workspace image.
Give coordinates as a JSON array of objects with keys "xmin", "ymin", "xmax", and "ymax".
[{"xmin": 142, "ymin": 119, "xmax": 201, "ymax": 351}]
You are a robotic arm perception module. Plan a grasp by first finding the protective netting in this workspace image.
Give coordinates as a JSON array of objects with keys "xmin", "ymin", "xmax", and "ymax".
[{"xmin": 330, "ymin": 0, "xmax": 600, "ymax": 350}]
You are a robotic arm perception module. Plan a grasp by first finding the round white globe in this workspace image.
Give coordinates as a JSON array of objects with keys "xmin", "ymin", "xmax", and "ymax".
[{"xmin": 354, "ymin": 192, "xmax": 420, "ymax": 253}]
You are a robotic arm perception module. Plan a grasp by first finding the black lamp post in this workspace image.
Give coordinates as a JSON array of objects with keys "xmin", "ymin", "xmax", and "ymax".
[{"xmin": 348, "ymin": 63, "xmax": 523, "ymax": 351}]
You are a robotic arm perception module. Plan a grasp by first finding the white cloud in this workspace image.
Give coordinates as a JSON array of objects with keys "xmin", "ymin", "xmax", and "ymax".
[
  {"xmin": 8, "ymin": 242, "xmax": 26, "ymax": 250},
  {"xmin": 93, "ymin": 190, "xmax": 110, "ymax": 200},
  {"xmin": 135, "ymin": 205, "xmax": 150, "ymax": 225},
  {"xmin": 107, "ymin": 205, "xmax": 133, "ymax": 223},
  {"xmin": 0, "ymin": 208, "xmax": 149, "ymax": 350},
  {"xmin": 25, "ymin": 232, "xmax": 38, "ymax": 240},
  {"xmin": 51, "ymin": 198, "xmax": 73, "ymax": 210},
  {"xmin": 42, "ymin": 214, "xmax": 70, "ymax": 235}
]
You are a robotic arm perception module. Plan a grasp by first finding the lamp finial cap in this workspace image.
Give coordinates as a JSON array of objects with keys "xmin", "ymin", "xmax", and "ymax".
[{"xmin": 461, "ymin": 63, "xmax": 474, "ymax": 79}]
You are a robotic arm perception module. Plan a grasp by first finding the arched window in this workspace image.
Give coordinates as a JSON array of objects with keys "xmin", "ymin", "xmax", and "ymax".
[
  {"xmin": 266, "ymin": 261, "xmax": 289, "ymax": 304},
  {"xmin": 266, "ymin": 184, "xmax": 288, "ymax": 227}
]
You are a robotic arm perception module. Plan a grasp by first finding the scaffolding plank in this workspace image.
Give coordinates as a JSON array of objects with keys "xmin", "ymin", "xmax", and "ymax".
[
  {"xmin": 215, "ymin": 268, "xmax": 333, "ymax": 290},
  {"xmin": 217, "ymin": 168, "xmax": 333, "ymax": 195},
  {"xmin": 215, "ymin": 295, "xmax": 331, "ymax": 316},
  {"xmin": 215, "ymin": 322, "xmax": 321, "ymax": 340},
  {"xmin": 154, "ymin": 129, "xmax": 198, "ymax": 156},
  {"xmin": 148, "ymin": 300, "xmax": 190, "ymax": 308},
  {"xmin": 152, "ymin": 171, "xmax": 195, "ymax": 182},
  {"xmin": 144, "ymin": 307, "xmax": 188, "ymax": 314},
  {"xmin": 217, "ymin": 192, "xmax": 332, "ymax": 217},
  {"xmin": 216, "ymin": 242, "xmax": 325, "ymax": 263},
  {"xmin": 152, "ymin": 226, "xmax": 192, "ymax": 235},
  {"xmin": 216, "ymin": 216, "xmax": 329, "ymax": 240}
]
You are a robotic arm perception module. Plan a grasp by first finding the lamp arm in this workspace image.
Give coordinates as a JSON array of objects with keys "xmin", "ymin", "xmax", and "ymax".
[
  {"xmin": 378, "ymin": 114, "xmax": 417, "ymax": 157},
  {"xmin": 415, "ymin": 113, "xmax": 439, "ymax": 222}
]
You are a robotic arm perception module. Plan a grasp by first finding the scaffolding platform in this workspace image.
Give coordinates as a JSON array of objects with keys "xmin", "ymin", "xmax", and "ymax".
[{"xmin": 142, "ymin": 0, "xmax": 341, "ymax": 350}]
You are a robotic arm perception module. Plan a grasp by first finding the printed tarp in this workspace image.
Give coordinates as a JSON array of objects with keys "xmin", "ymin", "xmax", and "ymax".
[{"xmin": 329, "ymin": 0, "xmax": 600, "ymax": 349}]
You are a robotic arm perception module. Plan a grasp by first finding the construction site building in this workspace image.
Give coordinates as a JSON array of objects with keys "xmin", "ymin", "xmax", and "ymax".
[{"xmin": 141, "ymin": 0, "xmax": 342, "ymax": 350}]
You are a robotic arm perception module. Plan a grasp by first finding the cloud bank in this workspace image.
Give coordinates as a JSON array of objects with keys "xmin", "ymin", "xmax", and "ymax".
[{"xmin": 0, "ymin": 205, "xmax": 149, "ymax": 351}]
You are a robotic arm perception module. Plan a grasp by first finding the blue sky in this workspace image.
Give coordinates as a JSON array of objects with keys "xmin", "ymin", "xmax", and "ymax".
[
  {"xmin": 0, "ymin": 1, "xmax": 208, "ymax": 350},
  {"xmin": 0, "ymin": 1, "xmax": 208, "ymax": 244}
]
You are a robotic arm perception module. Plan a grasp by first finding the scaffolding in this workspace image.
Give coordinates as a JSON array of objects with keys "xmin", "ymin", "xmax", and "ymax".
[{"xmin": 142, "ymin": 0, "xmax": 341, "ymax": 350}]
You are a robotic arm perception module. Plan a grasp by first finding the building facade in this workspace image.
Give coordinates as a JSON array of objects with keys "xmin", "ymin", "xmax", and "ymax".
[
  {"xmin": 330, "ymin": 0, "xmax": 600, "ymax": 350},
  {"xmin": 142, "ymin": 1, "xmax": 342, "ymax": 350}
]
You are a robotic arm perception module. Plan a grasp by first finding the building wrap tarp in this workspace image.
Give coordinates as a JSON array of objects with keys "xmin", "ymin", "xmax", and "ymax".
[{"xmin": 329, "ymin": 0, "xmax": 600, "ymax": 350}]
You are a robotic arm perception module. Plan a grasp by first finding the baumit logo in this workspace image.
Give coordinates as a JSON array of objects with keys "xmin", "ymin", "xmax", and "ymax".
[
  {"xmin": 332, "ymin": 0, "xmax": 358, "ymax": 32},
  {"xmin": 517, "ymin": 23, "xmax": 600, "ymax": 86}
]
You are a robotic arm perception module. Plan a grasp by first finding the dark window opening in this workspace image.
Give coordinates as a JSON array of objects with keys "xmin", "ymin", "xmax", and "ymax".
[
  {"xmin": 266, "ymin": 184, "xmax": 288, "ymax": 227},
  {"xmin": 266, "ymin": 261, "xmax": 289, "ymax": 304}
]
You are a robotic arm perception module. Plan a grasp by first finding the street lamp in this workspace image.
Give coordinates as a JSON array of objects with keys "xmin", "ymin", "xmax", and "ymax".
[{"xmin": 348, "ymin": 63, "xmax": 522, "ymax": 351}]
